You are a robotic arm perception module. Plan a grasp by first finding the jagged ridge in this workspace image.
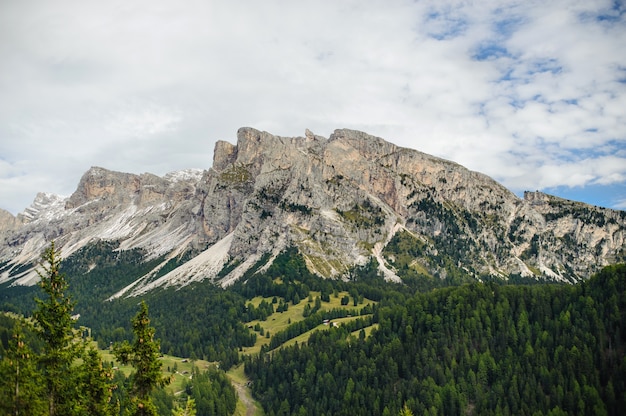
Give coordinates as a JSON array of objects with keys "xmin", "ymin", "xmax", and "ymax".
[{"xmin": 0, "ymin": 127, "xmax": 624, "ymax": 297}]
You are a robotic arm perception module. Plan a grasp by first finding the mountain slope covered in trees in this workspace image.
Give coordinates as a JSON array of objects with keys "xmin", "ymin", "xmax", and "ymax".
[
  {"xmin": 1, "ymin": 238, "xmax": 625, "ymax": 415},
  {"xmin": 245, "ymin": 263, "xmax": 626, "ymax": 416}
]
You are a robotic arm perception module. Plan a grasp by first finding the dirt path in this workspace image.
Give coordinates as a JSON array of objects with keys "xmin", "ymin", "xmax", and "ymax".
[
  {"xmin": 232, "ymin": 380, "xmax": 256, "ymax": 416},
  {"xmin": 227, "ymin": 364, "xmax": 261, "ymax": 416}
]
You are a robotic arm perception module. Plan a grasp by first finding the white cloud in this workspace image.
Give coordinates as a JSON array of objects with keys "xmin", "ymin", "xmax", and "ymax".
[
  {"xmin": 104, "ymin": 100, "xmax": 182, "ymax": 139},
  {"xmin": 614, "ymin": 198, "xmax": 626, "ymax": 210},
  {"xmin": 0, "ymin": 0, "xmax": 624, "ymax": 214}
]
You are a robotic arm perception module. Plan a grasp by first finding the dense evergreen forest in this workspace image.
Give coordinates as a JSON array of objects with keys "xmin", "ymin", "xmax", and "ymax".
[
  {"xmin": 245, "ymin": 264, "xmax": 626, "ymax": 416},
  {"xmin": 0, "ymin": 239, "xmax": 625, "ymax": 415}
]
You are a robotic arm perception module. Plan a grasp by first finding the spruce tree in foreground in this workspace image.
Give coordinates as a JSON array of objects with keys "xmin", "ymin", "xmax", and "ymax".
[
  {"xmin": 114, "ymin": 301, "xmax": 171, "ymax": 416},
  {"xmin": 30, "ymin": 241, "xmax": 115, "ymax": 415},
  {"xmin": 172, "ymin": 397, "xmax": 197, "ymax": 416},
  {"xmin": 33, "ymin": 241, "xmax": 84, "ymax": 416}
]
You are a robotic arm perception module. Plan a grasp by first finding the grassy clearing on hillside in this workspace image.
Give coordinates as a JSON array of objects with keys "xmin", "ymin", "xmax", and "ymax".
[
  {"xmin": 281, "ymin": 317, "xmax": 378, "ymax": 350},
  {"xmin": 98, "ymin": 345, "xmax": 212, "ymax": 394},
  {"xmin": 242, "ymin": 290, "xmax": 377, "ymax": 355},
  {"xmin": 89, "ymin": 290, "xmax": 376, "ymax": 414}
]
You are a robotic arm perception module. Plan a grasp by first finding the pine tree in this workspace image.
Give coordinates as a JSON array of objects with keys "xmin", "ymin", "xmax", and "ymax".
[
  {"xmin": 172, "ymin": 397, "xmax": 197, "ymax": 416},
  {"xmin": 0, "ymin": 323, "xmax": 46, "ymax": 416},
  {"xmin": 113, "ymin": 301, "xmax": 171, "ymax": 416},
  {"xmin": 399, "ymin": 404, "xmax": 415, "ymax": 416},
  {"xmin": 79, "ymin": 347, "xmax": 117, "ymax": 416},
  {"xmin": 33, "ymin": 241, "xmax": 84, "ymax": 416}
]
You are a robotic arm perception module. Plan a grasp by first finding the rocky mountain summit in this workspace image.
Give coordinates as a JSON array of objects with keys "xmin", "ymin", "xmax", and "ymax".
[{"xmin": 1, "ymin": 127, "xmax": 624, "ymax": 297}]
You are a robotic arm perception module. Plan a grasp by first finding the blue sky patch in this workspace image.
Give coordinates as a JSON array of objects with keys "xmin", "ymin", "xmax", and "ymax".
[
  {"xmin": 528, "ymin": 58, "xmax": 562, "ymax": 75},
  {"xmin": 492, "ymin": 15, "xmax": 525, "ymax": 38},
  {"xmin": 544, "ymin": 183, "xmax": 626, "ymax": 210},
  {"xmin": 423, "ymin": 10, "xmax": 467, "ymax": 40},
  {"xmin": 472, "ymin": 42, "xmax": 512, "ymax": 61},
  {"xmin": 578, "ymin": 0, "xmax": 625, "ymax": 26}
]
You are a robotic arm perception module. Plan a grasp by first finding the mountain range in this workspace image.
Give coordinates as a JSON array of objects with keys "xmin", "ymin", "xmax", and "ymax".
[{"xmin": 1, "ymin": 127, "xmax": 624, "ymax": 298}]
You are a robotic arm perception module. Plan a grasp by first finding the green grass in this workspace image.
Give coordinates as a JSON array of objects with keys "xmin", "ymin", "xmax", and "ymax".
[
  {"xmin": 97, "ymin": 343, "xmax": 260, "ymax": 412},
  {"xmin": 242, "ymin": 291, "xmax": 377, "ymax": 355},
  {"xmin": 97, "ymin": 344, "xmax": 212, "ymax": 394},
  {"xmin": 354, "ymin": 323, "xmax": 379, "ymax": 338},
  {"xmin": 281, "ymin": 316, "xmax": 374, "ymax": 349}
]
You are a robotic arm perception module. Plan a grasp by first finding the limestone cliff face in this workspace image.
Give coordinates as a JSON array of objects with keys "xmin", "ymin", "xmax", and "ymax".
[
  {"xmin": 193, "ymin": 127, "xmax": 625, "ymax": 285},
  {"xmin": 1, "ymin": 127, "xmax": 624, "ymax": 296},
  {"xmin": 0, "ymin": 208, "xmax": 22, "ymax": 233}
]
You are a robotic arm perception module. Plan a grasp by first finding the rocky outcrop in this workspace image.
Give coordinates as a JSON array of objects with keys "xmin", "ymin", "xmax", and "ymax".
[
  {"xmin": 0, "ymin": 127, "xmax": 624, "ymax": 297},
  {"xmin": 0, "ymin": 209, "xmax": 22, "ymax": 232}
]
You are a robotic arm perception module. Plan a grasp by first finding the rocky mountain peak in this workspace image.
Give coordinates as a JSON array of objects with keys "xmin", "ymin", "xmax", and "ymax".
[
  {"xmin": 18, "ymin": 192, "xmax": 66, "ymax": 223},
  {"xmin": 213, "ymin": 141, "xmax": 238, "ymax": 171},
  {"xmin": 64, "ymin": 166, "xmax": 202, "ymax": 213},
  {"xmin": 0, "ymin": 208, "xmax": 21, "ymax": 232},
  {"xmin": 329, "ymin": 128, "xmax": 399, "ymax": 160},
  {"xmin": 1, "ymin": 127, "xmax": 624, "ymax": 297},
  {"xmin": 65, "ymin": 166, "xmax": 136, "ymax": 209}
]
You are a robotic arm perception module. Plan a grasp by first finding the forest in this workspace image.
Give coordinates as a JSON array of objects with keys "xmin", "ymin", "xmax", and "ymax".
[
  {"xmin": 245, "ymin": 264, "xmax": 626, "ymax": 416},
  {"xmin": 0, "ymin": 239, "xmax": 624, "ymax": 415}
]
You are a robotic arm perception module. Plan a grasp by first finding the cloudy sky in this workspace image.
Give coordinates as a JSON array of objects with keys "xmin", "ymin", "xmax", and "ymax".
[{"xmin": 1, "ymin": 0, "xmax": 625, "ymax": 215}]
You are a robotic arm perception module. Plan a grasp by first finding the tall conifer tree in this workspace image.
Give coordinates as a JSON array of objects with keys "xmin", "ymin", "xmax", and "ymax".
[
  {"xmin": 79, "ymin": 347, "xmax": 117, "ymax": 416},
  {"xmin": 114, "ymin": 301, "xmax": 171, "ymax": 416},
  {"xmin": 33, "ymin": 241, "xmax": 83, "ymax": 416}
]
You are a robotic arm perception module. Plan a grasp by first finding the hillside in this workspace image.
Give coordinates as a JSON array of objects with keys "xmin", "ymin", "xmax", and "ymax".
[
  {"xmin": 1, "ymin": 239, "xmax": 624, "ymax": 415},
  {"xmin": 245, "ymin": 263, "xmax": 626, "ymax": 415}
]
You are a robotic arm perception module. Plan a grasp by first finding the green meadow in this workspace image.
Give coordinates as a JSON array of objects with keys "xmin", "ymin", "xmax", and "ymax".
[{"xmin": 241, "ymin": 290, "xmax": 376, "ymax": 355}]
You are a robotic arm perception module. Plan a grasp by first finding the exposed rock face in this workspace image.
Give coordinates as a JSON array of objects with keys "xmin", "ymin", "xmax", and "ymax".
[
  {"xmin": 0, "ymin": 167, "xmax": 204, "ymax": 288},
  {"xmin": 1, "ymin": 127, "xmax": 624, "ymax": 296},
  {"xmin": 0, "ymin": 209, "xmax": 22, "ymax": 232}
]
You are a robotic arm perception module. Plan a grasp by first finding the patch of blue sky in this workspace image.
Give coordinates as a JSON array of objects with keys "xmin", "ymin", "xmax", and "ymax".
[
  {"xmin": 544, "ymin": 183, "xmax": 626, "ymax": 210},
  {"xmin": 579, "ymin": 0, "xmax": 625, "ymax": 25},
  {"xmin": 508, "ymin": 98, "xmax": 526, "ymax": 109},
  {"xmin": 616, "ymin": 66, "xmax": 626, "ymax": 84},
  {"xmin": 532, "ymin": 94, "xmax": 545, "ymax": 103},
  {"xmin": 498, "ymin": 67, "xmax": 515, "ymax": 82},
  {"xmin": 472, "ymin": 14, "xmax": 524, "ymax": 61},
  {"xmin": 472, "ymin": 42, "xmax": 512, "ymax": 61},
  {"xmin": 492, "ymin": 14, "xmax": 526, "ymax": 38},
  {"xmin": 555, "ymin": 139, "xmax": 625, "ymax": 160},
  {"xmin": 422, "ymin": 10, "xmax": 467, "ymax": 40},
  {"xmin": 495, "ymin": 58, "xmax": 563, "ymax": 96},
  {"xmin": 527, "ymin": 58, "xmax": 562, "ymax": 76},
  {"xmin": 592, "ymin": 139, "xmax": 626, "ymax": 155}
]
